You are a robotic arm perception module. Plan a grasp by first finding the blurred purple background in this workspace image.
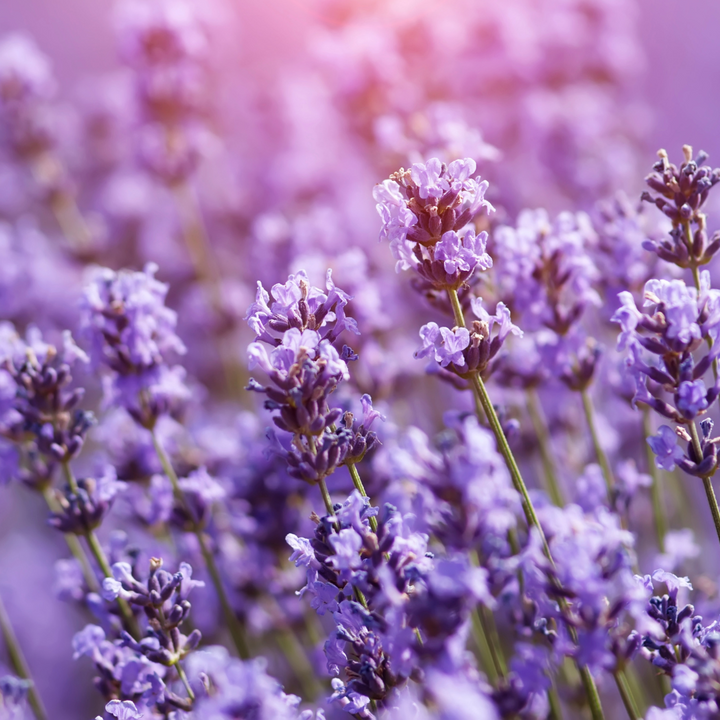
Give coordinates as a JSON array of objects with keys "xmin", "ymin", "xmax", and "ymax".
[{"xmin": 2, "ymin": 0, "xmax": 719, "ymax": 161}]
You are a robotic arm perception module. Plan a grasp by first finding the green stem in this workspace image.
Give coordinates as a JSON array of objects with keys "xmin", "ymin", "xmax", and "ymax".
[
  {"xmin": 548, "ymin": 686, "xmax": 564, "ymax": 720},
  {"xmin": 579, "ymin": 666, "xmax": 605, "ymax": 720},
  {"xmin": 470, "ymin": 608, "xmax": 499, "ymax": 685},
  {"xmin": 41, "ymin": 486, "xmax": 100, "ymax": 593},
  {"xmin": 318, "ymin": 476, "xmax": 335, "ymax": 516},
  {"xmin": 641, "ymin": 410, "xmax": 667, "ymax": 553},
  {"xmin": 688, "ymin": 422, "xmax": 720, "ymax": 547},
  {"xmin": 614, "ymin": 669, "xmax": 641, "ymax": 720},
  {"xmin": 274, "ymin": 626, "xmax": 323, "ymax": 701},
  {"xmin": 175, "ymin": 661, "xmax": 195, "ymax": 702},
  {"xmin": 60, "ymin": 461, "xmax": 139, "ymax": 637},
  {"xmin": 84, "ymin": 529, "xmax": 140, "ymax": 638},
  {"xmin": 580, "ymin": 388, "xmax": 615, "ymax": 495},
  {"xmin": 151, "ymin": 430, "xmax": 249, "ymax": 658},
  {"xmin": 0, "ymin": 592, "xmax": 48, "ymax": 720},
  {"xmin": 347, "ymin": 462, "xmax": 378, "ymax": 532},
  {"xmin": 446, "ymin": 288, "xmax": 606, "ymax": 720},
  {"xmin": 526, "ymin": 388, "xmax": 564, "ymax": 506}
]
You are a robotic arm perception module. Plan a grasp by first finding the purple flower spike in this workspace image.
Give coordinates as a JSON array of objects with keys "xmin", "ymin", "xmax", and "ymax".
[{"xmin": 647, "ymin": 426, "xmax": 684, "ymax": 471}]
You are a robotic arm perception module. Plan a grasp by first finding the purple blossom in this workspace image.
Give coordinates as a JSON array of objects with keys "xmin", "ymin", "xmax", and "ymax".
[
  {"xmin": 647, "ymin": 426, "xmax": 685, "ymax": 471},
  {"xmin": 676, "ymin": 379, "xmax": 708, "ymax": 419},
  {"xmin": 643, "ymin": 279, "xmax": 700, "ymax": 345},
  {"xmin": 434, "ymin": 228, "xmax": 492, "ymax": 275},
  {"xmin": 104, "ymin": 699, "xmax": 143, "ymax": 720},
  {"xmin": 415, "ymin": 323, "xmax": 469, "ymax": 367}
]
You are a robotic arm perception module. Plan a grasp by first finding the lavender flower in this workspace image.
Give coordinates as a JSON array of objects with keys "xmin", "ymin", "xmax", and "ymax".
[
  {"xmin": 80, "ymin": 263, "xmax": 189, "ymax": 428},
  {"xmin": 416, "ymin": 297, "xmax": 522, "ymax": 380},
  {"xmin": 641, "ymin": 146, "xmax": 720, "ymax": 268},
  {"xmin": 0, "ymin": 324, "xmax": 93, "ymax": 489},
  {"xmin": 374, "ymin": 158, "xmax": 494, "ymax": 278}
]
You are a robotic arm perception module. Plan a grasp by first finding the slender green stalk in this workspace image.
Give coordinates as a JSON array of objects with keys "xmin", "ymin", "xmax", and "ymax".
[
  {"xmin": 446, "ymin": 288, "xmax": 606, "ymax": 720},
  {"xmin": 41, "ymin": 486, "xmax": 100, "ymax": 593},
  {"xmin": 468, "ymin": 549, "xmax": 507, "ymax": 683},
  {"xmin": 318, "ymin": 476, "xmax": 335, "ymax": 516},
  {"xmin": 578, "ymin": 666, "xmax": 605, "ymax": 720},
  {"xmin": 0, "ymin": 592, "xmax": 48, "ymax": 720},
  {"xmin": 470, "ymin": 608, "xmax": 500, "ymax": 684},
  {"xmin": 151, "ymin": 430, "xmax": 249, "ymax": 658},
  {"xmin": 175, "ymin": 662, "xmax": 195, "ymax": 702},
  {"xmin": 347, "ymin": 462, "xmax": 378, "ymax": 532},
  {"xmin": 526, "ymin": 388, "xmax": 564, "ymax": 506},
  {"xmin": 614, "ymin": 669, "xmax": 641, "ymax": 720},
  {"xmin": 61, "ymin": 461, "xmax": 140, "ymax": 637},
  {"xmin": 580, "ymin": 388, "xmax": 615, "ymax": 494},
  {"xmin": 641, "ymin": 410, "xmax": 667, "ymax": 553},
  {"xmin": 84, "ymin": 529, "xmax": 140, "ymax": 638},
  {"xmin": 688, "ymin": 422, "xmax": 720, "ymax": 547},
  {"xmin": 548, "ymin": 686, "xmax": 564, "ymax": 720},
  {"xmin": 274, "ymin": 626, "xmax": 324, "ymax": 700}
]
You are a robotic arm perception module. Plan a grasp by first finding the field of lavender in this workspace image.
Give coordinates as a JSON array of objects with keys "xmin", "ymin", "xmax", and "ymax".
[{"xmin": 1, "ymin": 0, "xmax": 719, "ymax": 718}]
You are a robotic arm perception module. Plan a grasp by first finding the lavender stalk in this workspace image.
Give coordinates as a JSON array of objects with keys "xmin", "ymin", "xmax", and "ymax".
[{"xmin": 0, "ymin": 593, "xmax": 47, "ymax": 720}]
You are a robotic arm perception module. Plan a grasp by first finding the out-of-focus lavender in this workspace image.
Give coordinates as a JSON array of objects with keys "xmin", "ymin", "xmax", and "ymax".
[{"xmin": 2, "ymin": 0, "xmax": 720, "ymax": 719}]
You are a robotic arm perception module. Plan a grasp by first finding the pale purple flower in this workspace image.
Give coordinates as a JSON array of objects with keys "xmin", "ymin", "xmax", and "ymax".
[
  {"xmin": 470, "ymin": 297, "xmax": 523, "ymax": 342},
  {"xmin": 328, "ymin": 529, "xmax": 363, "ymax": 572},
  {"xmin": 677, "ymin": 380, "xmax": 708, "ymax": 419},
  {"xmin": 104, "ymin": 699, "xmax": 143, "ymax": 720},
  {"xmin": 647, "ymin": 426, "xmax": 684, "ymax": 471},
  {"xmin": 72, "ymin": 625, "xmax": 106, "ymax": 660},
  {"xmin": 643, "ymin": 279, "xmax": 701, "ymax": 345},
  {"xmin": 416, "ymin": 323, "xmax": 469, "ymax": 367},
  {"xmin": 434, "ymin": 228, "xmax": 492, "ymax": 275}
]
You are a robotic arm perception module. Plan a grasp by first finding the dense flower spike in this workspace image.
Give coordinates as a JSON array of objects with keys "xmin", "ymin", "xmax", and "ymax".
[
  {"xmin": 80, "ymin": 262, "xmax": 189, "ymax": 428},
  {"xmin": 247, "ymin": 270, "xmax": 380, "ymax": 488},
  {"xmin": 374, "ymin": 158, "xmax": 494, "ymax": 277},
  {"xmin": 641, "ymin": 146, "xmax": 720, "ymax": 268},
  {"xmin": 0, "ymin": 324, "xmax": 93, "ymax": 488}
]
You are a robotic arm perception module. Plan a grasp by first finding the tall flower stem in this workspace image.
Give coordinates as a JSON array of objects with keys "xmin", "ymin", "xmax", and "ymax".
[
  {"xmin": 688, "ymin": 422, "xmax": 720, "ymax": 546},
  {"xmin": 175, "ymin": 662, "xmax": 195, "ymax": 702},
  {"xmin": 0, "ymin": 592, "xmax": 48, "ymax": 720},
  {"xmin": 446, "ymin": 287, "xmax": 606, "ymax": 720},
  {"xmin": 468, "ymin": 551, "xmax": 507, "ymax": 684},
  {"xmin": 318, "ymin": 476, "xmax": 335, "ymax": 517},
  {"xmin": 641, "ymin": 409, "xmax": 667, "ymax": 552},
  {"xmin": 150, "ymin": 431, "xmax": 250, "ymax": 658},
  {"xmin": 526, "ymin": 388, "xmax": 565, "ymax": 506},
  {"xmin": 346, "ymin": 462, "xmax": 378, "ymax": 532},
  {"xmin": 614, "ymin": 669, "xmax": 641, "ymax": 720},
  {"xmin": 60, "ymin": 462, "xmax": 140, "ymax": 638},
  {"xmin": 41, "ymin": 486, "xmax": 100, "ymax": 593},
  {"xmin": 580, "ymin": 388, "xmax": 615, "ymax": 494}
]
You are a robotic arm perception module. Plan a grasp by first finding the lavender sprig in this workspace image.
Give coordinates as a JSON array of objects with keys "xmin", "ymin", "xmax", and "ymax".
[{"xmin": 375, "ymin": 158, "xmax": 608, "ymax": 720}]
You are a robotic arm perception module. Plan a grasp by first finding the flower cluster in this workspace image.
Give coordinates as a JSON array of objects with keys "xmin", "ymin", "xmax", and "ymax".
[
  {"xmin": 247, "ymin": 271, "xmax": 380, "ymax": 486},
  {"xmin": 0, "ymin": 324, "xmax": 93, "ymax": 489},
  {"xmin": 80, "ymin": 262, "xmax": 189, "ymax": 428}
]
